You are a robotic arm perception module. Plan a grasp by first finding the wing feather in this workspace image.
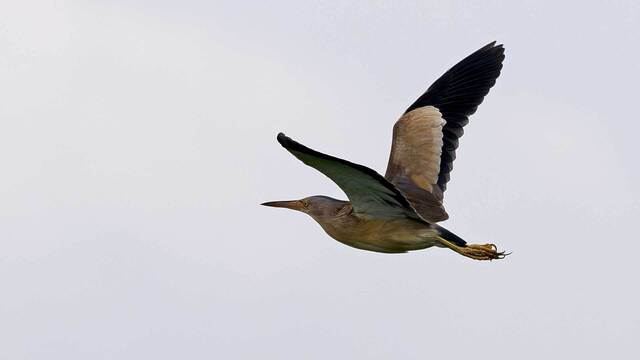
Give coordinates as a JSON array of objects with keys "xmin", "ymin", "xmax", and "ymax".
[
  {"xmin": 277, "ymin": 133, "xmax": 425, "ymax": 222},
  {"xmin": 406, "ymin": 41, "xmax": 505, "ymax": 192},
  {"xmin": 385, "ymin": 42, "xmax": 505, "ymax": 222},
  {"xmin": 385, "ymin": 106, "xmax": 449, "ymax": 222}
]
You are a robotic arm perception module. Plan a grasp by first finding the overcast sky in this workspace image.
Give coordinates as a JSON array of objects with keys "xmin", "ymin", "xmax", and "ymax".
[{"xmin": 1, "ymin": 1, "xmax": 639, "ymax": 359}]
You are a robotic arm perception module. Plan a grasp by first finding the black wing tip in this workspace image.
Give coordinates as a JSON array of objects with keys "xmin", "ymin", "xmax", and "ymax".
[
  {"xmin": 277, "ymin": 132, "xmax": 312, "ymax": 156},
  {"xmin": 405, "ymin": 41, "xmax": 505, "ymax": 115},
  {"xmin": 456, "ymin": 41, "xmax": 506, "ymax": 71},
  {"xmin": 462, "ymin": 41, "xmax": 506, "ymax": 67},
  {"xmin": 486, "ymin": 40, "xmax": 504, "ymax": 47},
  {"xmin": 463, "ymin": 41, "xmax": 505, "ymax": 62},
  {"xmin": 479, "ymin": 41, "xmax": 505, "ymax": 53},
  {"xmin": 277, "ymin": 132, "xmax": 293, "ymax": 148}
]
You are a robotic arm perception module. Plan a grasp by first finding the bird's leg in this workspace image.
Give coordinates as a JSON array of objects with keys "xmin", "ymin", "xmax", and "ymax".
[{"xmin": 436, "ymin": 237, "xmax": 508, "ymax": 261}]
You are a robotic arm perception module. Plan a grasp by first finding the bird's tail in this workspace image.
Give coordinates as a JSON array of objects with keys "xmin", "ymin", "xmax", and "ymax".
[
  {"xmin": 434, "ymin": 225, "xmax": 508, "ymax": 261},
  {"xmin": 433, "ymin": 225, "xmax": 467, "ymax": 246}
]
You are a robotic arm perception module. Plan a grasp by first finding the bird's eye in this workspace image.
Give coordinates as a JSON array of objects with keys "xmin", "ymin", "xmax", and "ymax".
[{"xmin": 302, "ymin": 200, "xmax": 310, "ymax": 208}]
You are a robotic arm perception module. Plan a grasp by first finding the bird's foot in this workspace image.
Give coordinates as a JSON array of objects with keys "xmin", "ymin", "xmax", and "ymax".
[
  {"xmin": 459, "ymin": 243, "xmax": 509, "ymax": 261},
  {"xmin": 437, "ymin": 236, "xmax": 509, "ymax": 261}
]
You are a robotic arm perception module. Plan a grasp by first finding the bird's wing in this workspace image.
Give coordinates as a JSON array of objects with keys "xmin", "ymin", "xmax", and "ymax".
[
  {"xmin": 385, "ymin": 42, "xmax": 505, "ymax": 222},
  {"xmin": 277, "ymin": 133, "xmax": 426, "ymax": 222},
  {"xmin": 385, "ymin": 106, "xmax": 449, "ymax": 222}
]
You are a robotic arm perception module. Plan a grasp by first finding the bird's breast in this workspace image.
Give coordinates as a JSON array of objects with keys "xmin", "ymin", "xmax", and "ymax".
[{"xmin": 315, "ymin": 215, "xmax": 438, "ymax": 253}]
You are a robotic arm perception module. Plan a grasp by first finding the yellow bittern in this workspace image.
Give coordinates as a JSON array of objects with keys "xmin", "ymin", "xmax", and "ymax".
[{"xmin": 262, "ymin": 42, "xmax": 507, "ymax": 260}]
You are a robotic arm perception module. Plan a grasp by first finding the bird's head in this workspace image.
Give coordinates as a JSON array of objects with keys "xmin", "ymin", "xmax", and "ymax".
[{"xmin": 261, "ymin": 195, "xmax": 347, "ymax": 218}]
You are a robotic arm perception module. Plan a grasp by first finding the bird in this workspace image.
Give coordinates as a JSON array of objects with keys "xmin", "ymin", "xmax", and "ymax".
[{"xmin": 262, "ymin": 42, "xmax": 507, "ymax": 260}]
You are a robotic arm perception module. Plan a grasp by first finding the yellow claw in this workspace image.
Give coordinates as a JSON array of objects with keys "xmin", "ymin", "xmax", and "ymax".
[{"xmin": 437, "ymin": 237, "xmax": 509, "ymax": 261}]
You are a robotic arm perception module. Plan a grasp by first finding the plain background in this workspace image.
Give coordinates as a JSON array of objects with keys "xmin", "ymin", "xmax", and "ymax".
[{"xmin": 1, "ymin": 1, "xmax": 639, "ymax": 359}]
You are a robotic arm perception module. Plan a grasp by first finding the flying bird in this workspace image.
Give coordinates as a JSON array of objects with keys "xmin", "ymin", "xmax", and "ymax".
[{"xmin": 262, "ymin": 42, "xmax": 507, "ymax": 260}]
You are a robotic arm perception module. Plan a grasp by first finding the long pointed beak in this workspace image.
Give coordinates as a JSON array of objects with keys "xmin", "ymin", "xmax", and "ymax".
[{"xmin": 260, "ymin": 200, "xmax": 304, "ymax": 211}]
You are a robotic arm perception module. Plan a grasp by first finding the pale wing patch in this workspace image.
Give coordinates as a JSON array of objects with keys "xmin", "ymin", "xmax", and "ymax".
[
  {"xmin": 386, "ymin": 106, "xmax": 445, "ymax": 192},
  {"xmin": 385, "ymin": 106, "xmax": 449, "ymax": 222}
]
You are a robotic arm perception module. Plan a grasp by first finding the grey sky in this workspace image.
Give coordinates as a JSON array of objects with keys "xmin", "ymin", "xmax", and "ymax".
[{"xmin": 1, "ymin": 1, "xmax": 639, "ymax": 358}]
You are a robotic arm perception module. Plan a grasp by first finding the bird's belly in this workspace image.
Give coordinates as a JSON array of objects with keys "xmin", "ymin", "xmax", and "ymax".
[{"xmin": 321, "ymin": 218, "xmax": 439, "ymax": 253}]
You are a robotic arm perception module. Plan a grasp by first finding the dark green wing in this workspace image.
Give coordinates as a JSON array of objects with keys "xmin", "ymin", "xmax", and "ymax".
[{"xmin": 277, "ymin": 133, "xmax": 425, "ymax": 222}]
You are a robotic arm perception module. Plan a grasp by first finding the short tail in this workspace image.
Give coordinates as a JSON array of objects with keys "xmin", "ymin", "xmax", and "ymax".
[{"xmin": 433, "ymin": 224, "xmax": 467, "ymax": 246}]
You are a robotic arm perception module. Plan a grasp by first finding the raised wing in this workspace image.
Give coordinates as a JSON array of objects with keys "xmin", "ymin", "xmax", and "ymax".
[
  {"xmin": 405, "ymin": 41, "xmax": 505, "ymax": 192},
  {"xmin": 385, "ymin": 42, "xmax": 505, "ymax": 222},
  {"xmin": 277, "ymin": 133, "xmax": 425, "ymax": 222},
  {"xmin": 385, "ymin": 106, "xmax": 449, "ymax": 222}
]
